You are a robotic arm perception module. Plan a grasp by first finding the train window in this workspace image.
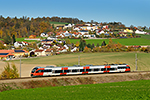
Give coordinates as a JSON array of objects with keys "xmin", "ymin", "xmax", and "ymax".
[
  {"xmin": 118, "ymin": 67, "xmax": 127, "ymax": 69},
  {"xmin": 107, "ymin": 68, "xmax": 116, "ymax": 70},
  {"xmin": 31, "ymin": 68, "xmax": 38, "ymax": 73},
  {"xmin": 80, "ymin": 69, "xmax": 84, "ymax": 72},
  {"xmin": 72, "ymin": 69, "xmax": 78, "ymax": 72},
  {"xmin": 36, "ymin": 71, "xmax": 39, "ymax": 73},
  {"xmin": 44, "ymin": 70, "xmax": 52, "ymax": 72},
  {"xmin": 86, "ymin": 69, "xmax": 92, "ymax": 72},
  {"xmin": 64, "ymin": 70, "xmax": 70, "ymax": 73},
  {"xmin": 93, "ymin": 69, "xmax": 99, "ymax": 71},
  {"xmin": 101, "ymin": 68, "xmax": 106, "ymax": 71},
  {"xmin": 36, "ymin": 70, "xmax": 42, "ymax": 73},
  {"xmin": 55, "ymin": 70, "xmax": 63, "ymax": 73}
]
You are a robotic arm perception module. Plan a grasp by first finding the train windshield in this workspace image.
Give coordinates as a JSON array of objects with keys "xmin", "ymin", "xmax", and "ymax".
[{"xmin": 31, "ymin": 68, "xmax": 38, "ymax": 73}]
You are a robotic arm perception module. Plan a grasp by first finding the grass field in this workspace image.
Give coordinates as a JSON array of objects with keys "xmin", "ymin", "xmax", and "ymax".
[
  {"xmin": 49, "ymin": 21, "xmax": 68, "ymax": 27},
  {"xmin": 49, "ymin": 21, "xmax": 68, "ymax": 25},
  {"xmin": 69, "ymin": 37, "xmax": 150, "ymax": 46},
  {"xmin": 10, "ymin": 52, "xmax": 150, "ymax": 71},
  {"xmin": 1, "ymin": 80, "xmax": 150, "ymax": 100},
  {"xmin": 16, "ymin": 38, "xmax": 38, "ymax": 42}
]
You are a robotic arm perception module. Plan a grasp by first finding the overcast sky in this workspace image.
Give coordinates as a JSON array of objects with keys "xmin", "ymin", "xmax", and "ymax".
[{"xmin": 0, "ymin": 0, "xmax": 150, "ymax": 27}]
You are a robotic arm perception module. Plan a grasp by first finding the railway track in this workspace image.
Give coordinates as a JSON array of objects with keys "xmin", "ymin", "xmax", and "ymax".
[{"xmin": 0, "ymin": 71, "xmax": 150, "ymax": 82}]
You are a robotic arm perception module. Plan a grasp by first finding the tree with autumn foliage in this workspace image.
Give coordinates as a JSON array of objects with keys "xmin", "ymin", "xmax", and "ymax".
[
  {"xmin": 0, "ymin": 63, "xmax": 19, "ymax": 79},
  {"xmin": 83, "ymin": 46, "xmax": 91, "ymax": 53},
  {"xmin": 106, "ymin": 38, "xmax": 116, "ymax": 51}
]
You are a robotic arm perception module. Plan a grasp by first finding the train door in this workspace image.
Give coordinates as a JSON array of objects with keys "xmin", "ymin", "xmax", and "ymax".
[
  {"xmin": 60, "ymin": 67, "xmax": 68, "ymax": 75},
  {"xmin": 104, "ymin": 66, "xmax": 110, "ymax": 73}
]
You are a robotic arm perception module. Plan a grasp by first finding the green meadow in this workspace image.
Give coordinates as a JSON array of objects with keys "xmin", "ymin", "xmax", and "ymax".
[
  {"xmin": 70, "ymin": 38, "xmax": 150, "ymax": 46},
  {"xmin": 62, "ymin": 34, "xmax": 150, "ymax": 46},
  {"xmin": 1, "ymin": 80, "xmax": 150, "ymax": 100}
]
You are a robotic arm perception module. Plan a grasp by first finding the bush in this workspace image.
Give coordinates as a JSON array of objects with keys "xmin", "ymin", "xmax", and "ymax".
[{"xmin": 0, "ymin": 63, "xmax": 19, "ymax": 79}]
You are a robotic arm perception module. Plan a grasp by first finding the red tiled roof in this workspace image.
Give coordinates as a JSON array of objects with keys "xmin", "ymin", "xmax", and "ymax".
[
  {"xmin": 7, "ymin": 52, "xmax": 14, "ymax": 56},
  {"xmin": 45, "ymin": 49, "xmax": 52, "ymax": 52},
  {"xmin": 35, "ymin": 49, "xmax": 43, "ymax": 52},
  {"xmin": 0, "ymin": 50, "xmax": 14, "ymax": 57},
  {"xmin": 0, "ymin": 50, "xmax": 14, "ymax": 53},
  {"xmin": 0, "ymin": 55, "xmax": 8, "ymax": 57}
]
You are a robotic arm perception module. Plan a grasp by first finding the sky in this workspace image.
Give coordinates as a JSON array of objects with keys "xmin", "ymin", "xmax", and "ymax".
[{"xmin": 0, "ymin": 0, "xmax": 150, "ymax": 27}]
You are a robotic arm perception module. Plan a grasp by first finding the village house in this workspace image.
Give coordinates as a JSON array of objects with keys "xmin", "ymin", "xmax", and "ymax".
[
  {"xmin": 135, "ymin": 30, "xmax": 147, "ymax": 34},
  {"xmin": 13, "ymin": 49, "xmax": 29, "ymax": 57},
  {"xmin": 14, "ymin": 42, "xmax": 23, "ymax": 48},
  {"xmin": 45, "ymin": 49, "xmax": 52, "ymax": 56},
  {"xmin": 34, "ymin": 49, "xmax": 46, "ymax": 56},
  {"xmin": 29, "ymin": 35, "xmax": 36, "ymax": 38},
  {"xmin": 124, "ymin": 29, "xmax": 133, "ymax": 33},
  {"xmin": 63, "ymin": 24, "xmax": 74, "ymax": 29},
  {"xmin": 0, "ymin": 50, "xmax": 14, "ymax": 60},
  {"xmin": 118, "ymin": 32, "xmax": 127, "ymax": 37},
  {"xmin": 41, "ymin": 39, "xmax": 53, "ymax": 45},
  {"xmin": 40, "ymin": 33, "xmax": 48, "ymax": 37},
  {"xmin": 56, "ymin": 26, "xmax": 64, "ymax": 30},
  {"xmin": 0, "ymin": 49, "xmax": 29, "ymax": 60}
]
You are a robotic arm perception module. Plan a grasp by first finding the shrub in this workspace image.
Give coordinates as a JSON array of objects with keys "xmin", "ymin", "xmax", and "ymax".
[
  {"xmin": 83, "ymin": 46, "xmax": 91, "ymax": 53},
  {"xmin": 0, "ymin": 63, "xmax": 19, "ymax": 79}
]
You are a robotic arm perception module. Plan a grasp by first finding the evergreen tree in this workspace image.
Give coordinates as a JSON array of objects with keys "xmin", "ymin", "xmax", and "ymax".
[
  {"xmin": 12, "ymin": 35, "xmax": 16, "ymax": 44},
  {"xmin": 101, "ymin": 41, "xmax": 106, "ymax": 46},
  {"xmin": 87, "ymin": 43, "xmax": 92, "ymax": 48},
  {"xmin": 79, "ymin": 38, "xmax": 85, "ymax": 51},
  {"xmin": 91, "ymin": 43, "xmax": 95, "ymax": 49},
  {"xmin": 96, "ymin": 43, "xmax": 100, "ymax": 47}
]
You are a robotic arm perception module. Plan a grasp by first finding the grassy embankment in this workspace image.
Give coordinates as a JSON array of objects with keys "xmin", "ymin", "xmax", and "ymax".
[
  {"xmin": 0, "ymin": 80, "xmax": 150, "ymax": 99},
  {"xmin": 10, "ymin": 52, "xmax": 150, "ymax": 71}
]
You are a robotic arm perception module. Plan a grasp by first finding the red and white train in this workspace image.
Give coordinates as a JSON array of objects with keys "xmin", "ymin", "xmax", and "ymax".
[{"xmin": 31, "ymin": 64, "xmax": 130, "ymax": 77}]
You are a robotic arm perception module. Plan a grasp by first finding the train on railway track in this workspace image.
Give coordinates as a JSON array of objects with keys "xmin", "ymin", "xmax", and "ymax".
[{"xmin": 30, "ymin": 63, "xmax": 130, "ymax": 77}]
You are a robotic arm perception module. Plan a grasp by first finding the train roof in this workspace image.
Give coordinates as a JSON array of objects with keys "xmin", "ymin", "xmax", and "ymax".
[{"xmin": 34, "ymin": 64, "xmax": 128, "ymax": 69}]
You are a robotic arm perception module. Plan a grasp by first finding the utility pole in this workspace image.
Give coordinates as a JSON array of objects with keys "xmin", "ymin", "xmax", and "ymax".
[
  {"xmin": 78, "ymin": 56, "xmax": 80, "ymax": 66},
  {"xmin": 20, "ymin": 56, "xmax": 21, "ymax": 78},
  {"xmin": 135, "ymin": 53, "xmax": 138, "ymax": 71}
]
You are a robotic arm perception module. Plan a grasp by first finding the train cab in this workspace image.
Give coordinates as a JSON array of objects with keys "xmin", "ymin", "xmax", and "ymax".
[{"xmin": 31, "ymin": 67, "xmax": 44, "ymax": 77}]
